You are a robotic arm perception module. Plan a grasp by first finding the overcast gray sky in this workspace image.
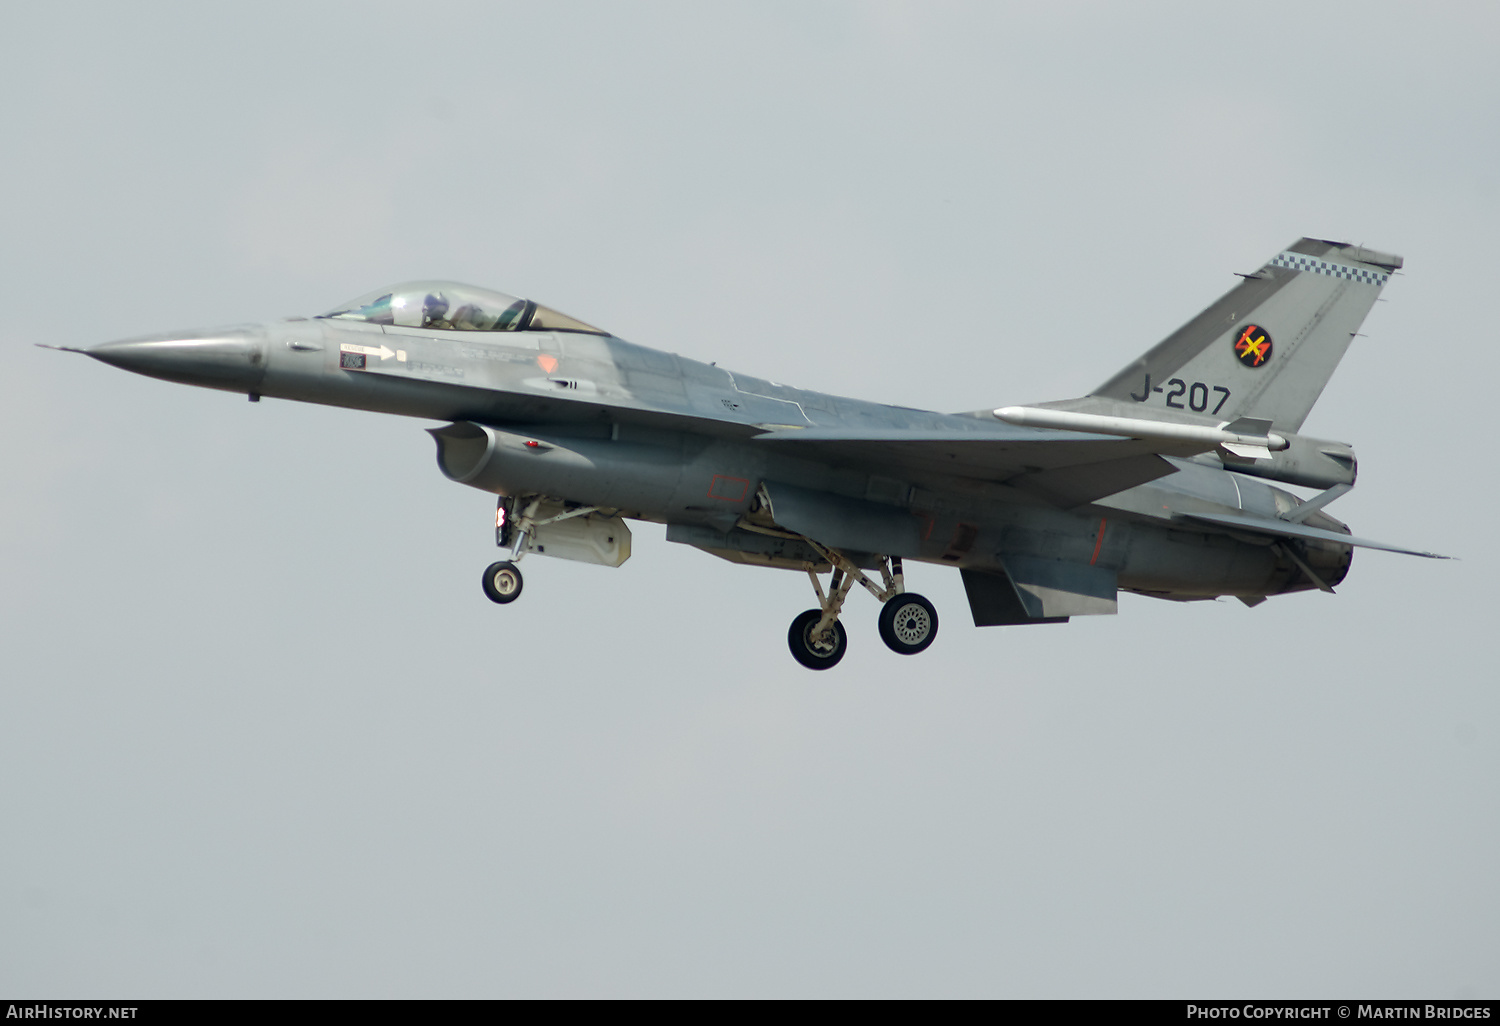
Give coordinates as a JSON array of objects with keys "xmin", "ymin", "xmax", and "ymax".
[{"xmin": 2, "ymin": 0, "xmax": 1495, "ymax": 998}]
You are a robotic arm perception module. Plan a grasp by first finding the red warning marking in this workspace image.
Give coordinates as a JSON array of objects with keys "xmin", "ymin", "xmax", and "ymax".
[
  {"xmin": 537, "ymin": 355, "xmax": 558, "ymax": 374},
  {"xmin": 707, "ymin": 474, "xmax": 750, "ymax": 502},
  {"xmin": 915, "ymin": 513, "xmax": 935, "ymax": 541},
  {"xmin": 941, "ymin": 522, "xmax": 978, "ymax": 561},
  {"xmin": 1090, "ymin": 517, "xmax": 1108, "ymax": 566}
]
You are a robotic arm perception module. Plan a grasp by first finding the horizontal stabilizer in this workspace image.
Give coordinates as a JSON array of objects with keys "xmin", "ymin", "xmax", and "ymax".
[{"xmin": 1176, "ymin": 511, "xmax": 1449, "ymax": 559}]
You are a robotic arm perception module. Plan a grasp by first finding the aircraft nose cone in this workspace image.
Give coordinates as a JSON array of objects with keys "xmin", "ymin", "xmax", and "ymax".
[{"xmin": 88, "ymin": 328, "xmax": 268, "ymax": 392}]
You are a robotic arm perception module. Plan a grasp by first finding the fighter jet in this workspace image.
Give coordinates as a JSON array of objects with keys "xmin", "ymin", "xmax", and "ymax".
[{"xmin": 59, "ymin": 237, "xmax": 1446, "ymax": 668}]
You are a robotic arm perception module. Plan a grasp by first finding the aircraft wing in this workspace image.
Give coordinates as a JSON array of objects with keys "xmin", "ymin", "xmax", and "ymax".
[
  {"xmin": 1175, "ymin": 511, "xmax": 1450, "ymax": 559},
  {"xmin": 752, "ymin": 425, "xmax": 1206, "ymax": 506}
]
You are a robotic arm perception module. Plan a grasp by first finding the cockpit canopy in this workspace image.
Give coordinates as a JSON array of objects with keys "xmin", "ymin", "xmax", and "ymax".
[{"xmin": 318, "ymin": 281, "xmax": 606, "ymax": 335}]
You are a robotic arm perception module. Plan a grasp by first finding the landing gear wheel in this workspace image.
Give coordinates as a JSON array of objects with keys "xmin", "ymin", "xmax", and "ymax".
[
  {"xmin": 481, "ymin": 561, "xmax": 524, "ymax": 604},
  {"xmin": 788, "ymin": 609, "xmax": 848, "ymax": 670},
  {"xmin": 878, "ymin": 593, "xmax": 938, "ymax": 655}
]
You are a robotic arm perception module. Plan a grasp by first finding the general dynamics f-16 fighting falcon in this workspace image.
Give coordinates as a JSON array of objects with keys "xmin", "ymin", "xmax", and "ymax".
[{"xmin": 59, "ymin": 237, "xmax": 1446, "ymax": 668}]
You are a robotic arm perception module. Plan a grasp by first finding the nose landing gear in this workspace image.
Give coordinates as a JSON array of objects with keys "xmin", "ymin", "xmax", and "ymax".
[
  {"xmin": 480, "ymin": 496, "xmax": 536, "ymax": 605},
  {"xmin": 482, "ymin": 560, "xmax": 524, "ymax": 604}
]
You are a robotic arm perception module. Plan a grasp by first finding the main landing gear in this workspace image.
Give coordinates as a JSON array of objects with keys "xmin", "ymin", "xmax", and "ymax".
[
  {"xmin": 878, "ymin": 592, "xmax": 939, "ymax": 655},
  {"xmin": 786, "ymin": 546, "xmax": 939, "ymax": 670},
  {"xmin": 788, "ymin": 609, "xmax": 848, "ymax": 670}
]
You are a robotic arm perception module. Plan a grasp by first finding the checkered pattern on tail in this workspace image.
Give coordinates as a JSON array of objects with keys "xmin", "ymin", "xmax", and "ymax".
[{"xmin": 1269, "ymin": 252, "xmax": 1389, "ymax": 286}]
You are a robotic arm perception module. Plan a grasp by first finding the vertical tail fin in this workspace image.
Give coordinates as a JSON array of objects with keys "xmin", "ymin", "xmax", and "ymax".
[{"xmin": 1091, "ymin": 238, "xmax": 1402, "ymax": 431}]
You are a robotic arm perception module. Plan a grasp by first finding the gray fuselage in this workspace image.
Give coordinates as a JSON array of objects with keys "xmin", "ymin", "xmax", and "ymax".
[{"xmin": 89, "ymin": 313, "xmax": 1352, "ymax": 605}]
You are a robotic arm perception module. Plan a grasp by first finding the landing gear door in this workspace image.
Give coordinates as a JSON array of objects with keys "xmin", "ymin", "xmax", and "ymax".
[
  {"xmin": 496, "ymin": 496, "xmax": 517, "ymax": 549},
  {"xmin": 523, "ymin": 501, "xmax": 632, "ymax": 567}
]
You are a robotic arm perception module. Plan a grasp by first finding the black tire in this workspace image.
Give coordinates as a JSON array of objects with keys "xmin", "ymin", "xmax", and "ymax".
[
  {"xmin": 878, "ymin": 593, "xmax": 938, "ymax": 655},
  {"xmin": 481, "ymin": 560, "xmax": 524, "ymax": 604},
  {"xmin": 787, "ymin": 609, "xmax": 848, "ymax": 670}
]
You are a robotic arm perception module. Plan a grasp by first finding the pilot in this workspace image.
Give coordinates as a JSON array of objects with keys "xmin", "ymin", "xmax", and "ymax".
[
  {"xmin": 422, "ymin": 292, "xmax": 453, "ymax": 330},
  {"xmin": 449, "ymin": 303, "xmax": 490, "ymax": 330}
]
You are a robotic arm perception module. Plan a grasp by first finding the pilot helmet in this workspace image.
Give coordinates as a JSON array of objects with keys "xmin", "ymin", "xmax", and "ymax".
[{"xmin": 422, "ymin": 292, "xmax": 450, "ymax": 324}]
